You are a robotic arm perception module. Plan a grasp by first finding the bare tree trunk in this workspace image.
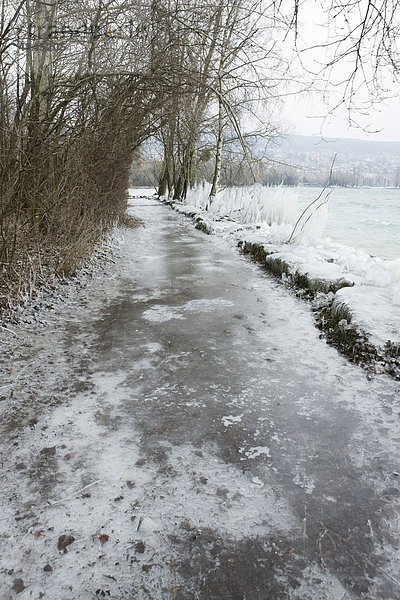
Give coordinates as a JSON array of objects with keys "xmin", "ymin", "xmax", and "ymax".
[
  {"xmin": 158, "ymin": 159, "xmax": 168, "ymax": 196},
  {"xmin": 159, "ymin": 125, "xmax": 176, "ymax": 196},
  {"xmin": 31, "ymin": 0, "xmax": 58, "ymax": 119},
  {"xmin": 209, "ymin": 94, "xmax": 224, "ymax": 205}
]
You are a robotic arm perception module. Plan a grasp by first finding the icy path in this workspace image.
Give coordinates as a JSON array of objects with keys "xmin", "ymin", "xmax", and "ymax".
[{"xmin": 1, "ymin": 196, "xmax": 400, "ymax": 599}]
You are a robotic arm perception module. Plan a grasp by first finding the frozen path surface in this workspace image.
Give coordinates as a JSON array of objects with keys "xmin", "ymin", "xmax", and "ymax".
[{"xmin": 1, "ymin": 196, "xmax": 400, "ymax": 599}]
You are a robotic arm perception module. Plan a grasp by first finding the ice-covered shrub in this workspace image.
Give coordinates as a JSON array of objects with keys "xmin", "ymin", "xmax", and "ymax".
[
  {"xmin": 185, "ymin": 182, "xmax": 329, "ymax": 243},
  {"xmin": 186, "ymin": 183, "xmax": 298, "ymax": 224}
]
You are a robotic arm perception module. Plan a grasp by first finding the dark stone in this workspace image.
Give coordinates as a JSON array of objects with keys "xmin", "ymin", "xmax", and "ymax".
[
  {"xmin": 135, "ymin": 541, "xmax": 145, "ymax": 554},
  {"xmin": 40, "ymin": 446, "xmax": 56, "ymax": 456},
  {"xmin": 43, "ymin": 564, "xmax": 53, "ymax": 572},
  {"xmin": 57, "ymin": 534, "xmax": 75, "ymax": 552},
  {"xmin": 12, "ymin": 579, "xmax": 25, "ymax": 593}
]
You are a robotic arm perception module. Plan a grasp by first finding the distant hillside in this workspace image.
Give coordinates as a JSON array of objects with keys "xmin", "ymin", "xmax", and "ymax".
[
  {"xmin": 263, "ymin": 134, "xmax": 400, "ymax": 187},
  {"xmin": 275, "ymin": 135, "xmax": 400, "ymax": 157}
]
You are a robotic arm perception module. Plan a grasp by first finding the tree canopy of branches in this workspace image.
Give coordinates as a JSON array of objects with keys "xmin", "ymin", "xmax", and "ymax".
[
  {"xmin": 293, "ymin": 0, "xmax": 400, "ymax": 128},
  {"xmin": 0, "ymin": 0, "xmax": 290, "ymax": 307},
  {"xmin": 1, "ymin": 0, "xmax": 398, "ymax": 308},
  {"xmin": 154, "ymin": 0, "xmax": 287, "ymax": 202}
]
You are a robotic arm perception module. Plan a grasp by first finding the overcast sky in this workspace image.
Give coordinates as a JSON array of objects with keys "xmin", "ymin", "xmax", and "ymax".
[
  {"xmin": 279, "ymin": 1, "xmax": 400, "ymax": 142},
  {"xmin": 282, "ymin": 94, "xmax": 400, "ymax": 142}
]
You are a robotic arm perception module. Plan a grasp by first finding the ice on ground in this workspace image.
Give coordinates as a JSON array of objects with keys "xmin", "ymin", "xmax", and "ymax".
[
  {"xmin": 248, "ymin": 238, "xmax": 400, "ymax": 346},
  {"xmin": 291, "ymin": 564, "xmax": 352, "ymax": 600},
  {"xmin": 293, "ymin": 470, "xmax": 315, "ymax": 495}
]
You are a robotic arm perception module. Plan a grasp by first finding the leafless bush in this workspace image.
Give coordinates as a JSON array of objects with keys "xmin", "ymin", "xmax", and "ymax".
[{"xmin": 0, "ymin": 0, "xmax": 160, "ymax": 311}]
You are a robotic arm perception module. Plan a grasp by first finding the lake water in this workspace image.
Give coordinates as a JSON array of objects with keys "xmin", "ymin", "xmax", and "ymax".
[{"xmin": 297, "ymin": 187, "xmax": 400, "ymax": 261}]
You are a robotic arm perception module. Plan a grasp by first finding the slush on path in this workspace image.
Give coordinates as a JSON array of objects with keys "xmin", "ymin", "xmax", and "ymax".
[{"xmin": 0, "ymin": 194, "xmax": 399, "ymax": 599}]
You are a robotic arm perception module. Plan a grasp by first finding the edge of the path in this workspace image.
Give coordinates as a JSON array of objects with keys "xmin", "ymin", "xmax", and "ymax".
[{"xmin": 0, "ymin": 214, "xmax": 141, "ymax": 329}]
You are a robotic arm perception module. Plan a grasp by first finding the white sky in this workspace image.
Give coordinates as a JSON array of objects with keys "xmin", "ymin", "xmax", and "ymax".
[{"xmin": 281, "ymin": 94, "xmax": 400, "ymax": 142}]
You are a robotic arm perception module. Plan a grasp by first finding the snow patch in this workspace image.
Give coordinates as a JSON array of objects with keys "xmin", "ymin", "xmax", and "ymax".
[
  {"xmin": 293, "ymin": 472, "xmax": 315, "ymax": 495},
  {"xmin": 142, "ymin": 298, "xmax": 234, "ymax": 323},
  {"xmin": 142, "ymin": 305, "xmax": 186, "ymax": 323},
  {"xmin": 291, "ymin": 564, "xmax": 353, "ymax": 600},
  {"xmin": 240, "ymin": 446, "xmax": 272, "ymax": 460},
  {"xmin": 222, "ymin": 414, "xmax": 243, "ymax": 427},
  {"xmin": 182, "ymin": 298, "xmax": 234, "ymax": 312},
  {"xmin": 128, "ymin": 187, "xmax": 156, "ymax": 198},
  {"xmin": 251, "ymin": 477, "xmax": 264, "ymax": 487}
]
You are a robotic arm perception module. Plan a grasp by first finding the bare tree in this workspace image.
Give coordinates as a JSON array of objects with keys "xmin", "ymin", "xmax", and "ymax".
[
  {"xmin": 294, "ymin": 0, "xmax": 400, "ymax": 124},
  {"xmin": 155, "ymin": 0, "xmax": 290, "ymax": 202}
]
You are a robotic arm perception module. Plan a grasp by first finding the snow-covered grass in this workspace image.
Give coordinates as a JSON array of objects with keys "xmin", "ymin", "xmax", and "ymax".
[{"xmin": 169, "ymin": 183, "xmax": 400, "ymax": 349}]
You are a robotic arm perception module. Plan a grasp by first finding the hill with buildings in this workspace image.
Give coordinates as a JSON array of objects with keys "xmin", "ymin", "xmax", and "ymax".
[{"xmin": 264, "ymin": 135, "xmax": 400, "ymax": 187}]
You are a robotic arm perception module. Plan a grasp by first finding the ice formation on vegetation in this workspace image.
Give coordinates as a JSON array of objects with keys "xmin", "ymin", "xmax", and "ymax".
[
  {"xmin": 185, "ymin": 182, "xmax": 328, "ymax": 243},
  {"xmin": 178, "ymin": 184, "xmax": 400, "ymax": 346}
]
